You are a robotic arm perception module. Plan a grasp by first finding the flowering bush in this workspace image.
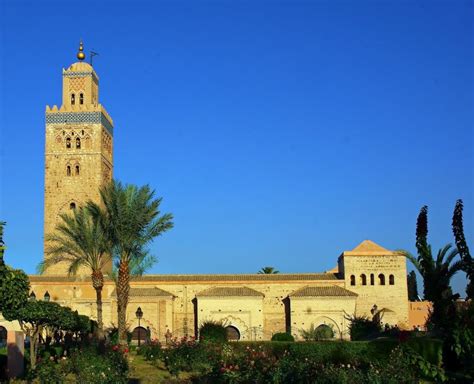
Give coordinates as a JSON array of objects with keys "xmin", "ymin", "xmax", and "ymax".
[
  {"xmin": 139, "ymin": 339, "xmax": 163, "ymax": 362},
  {"xmin": 162, "ymin": 336, "xmax": 211, "ymax": 376},
  {"xmin": 69, "ymin": 344, "xmax": 128, "ymax": 384}
]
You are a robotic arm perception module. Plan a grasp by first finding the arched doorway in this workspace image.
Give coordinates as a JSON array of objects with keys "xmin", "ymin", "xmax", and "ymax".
[
  {"xmin": 132, "ymin": 326, "xmax": 147, "ymax": 344},
  {"xmin": 0, "ymin": 326, "xmax": 6, "ymax": 348},
  {"xmin": 225, "ymin": 326, "xmax": 240, "ymax": 341},
  {"xmin": 316, "ymin": 324, "xmax": 334, "ymax": 340}
]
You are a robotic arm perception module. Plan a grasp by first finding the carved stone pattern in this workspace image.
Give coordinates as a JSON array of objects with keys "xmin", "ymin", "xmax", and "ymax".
[
  {"xmin": 69, "ymin": 78, "xmax": 86, "ymax": 91},
  {"xmin": 102, "ymin": 132, "xmax": 112, "ymax": 155},
  {"xmin": 46, "ymin": 112, "xmax": 113, "ymax": 135}
]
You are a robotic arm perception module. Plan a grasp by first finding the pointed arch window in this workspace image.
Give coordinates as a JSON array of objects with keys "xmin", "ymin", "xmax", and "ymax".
[
  {"xmin": 66, "ymin": 165, "xmax": 71, "ymax": 176},
  {"xmin": 66, "ymin": 137, "xmax": 71, "ymax": 149},
  {"xmin": 360, "ymin": 274, "xmax": 367, "ymax": 286},
  {"xmin": 76, "ymin": 137, "xmax": 81, "ymax": 149},
  {"xmin": 71, "ymin": 93, "xmax": 75, "ymax": 105},
  {"xmin": 79, "ymin": 93, "xmax": 84, "ymax": 105},
  {"xmin": 75, "ymin": 165, "xmax": 80, "ymax": 176},
  {"xmin": 350, "ymin": 275, "xmax": 356, "ymax": 286},
  {"xmin": 389, "ymin": 274, "xmax": 395, "ymax": 285},
  {"xmin": 378, "ymin": 274, "xmax": 386, "ymax": 285}
]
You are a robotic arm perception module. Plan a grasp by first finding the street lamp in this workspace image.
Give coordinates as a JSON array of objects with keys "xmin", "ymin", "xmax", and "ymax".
[
  {"xmin": 43, "ymin": 291, "xmax": 50, "ymax": 302},
  {"xmin": 135, "ymin": 307, "xmax": 143, "ymax": 347}
]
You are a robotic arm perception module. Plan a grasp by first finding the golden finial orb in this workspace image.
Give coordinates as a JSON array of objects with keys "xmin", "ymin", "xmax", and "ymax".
[{"xmin": 77, "ymin": 41, "xmax": 86, "ymax": 61}]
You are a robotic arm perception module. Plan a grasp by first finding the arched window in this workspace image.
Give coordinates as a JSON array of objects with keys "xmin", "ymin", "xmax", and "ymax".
[
  {"xmin": 79, "ymin": 93, "xmax": 84, "ymax": 105},
  {"xmin": 370, "ymin": 273, "xmax": 375, "ymax": 286},
  {"xmin": 350, "ymin": 275, "xmax": 356, "ymax": 286},
  {"xmin": 71, "ymin": 93, "xmax": 75, "ymax": 105},
  {"xmin": 69, "ymin": 202, "xmax": 76, "ymax": 210},
  {"xmin": 378, "ymin": 274, "xmax": 386, "ymax": 285},
  {"xmin": 66, "ymin": 137, "xmax": 71, "ymax": 149},
  {"xmin": 66, "ymin": 165, "xmax": 71, "ymax": 176},
  {"xmin": 360, "ymin": 274, "xmax": 367, "ymax": 286},
  {"xmin": 76, "ymin": 137, "xmax": 81, "ymax": 149},
  {"xmin": 75, "ymin": 165, "xmax": 80, "ymax": 176},
  {"xmin": 225, "ymin": 326, "xmax": 241, "ymax": 341},
  {"xmin": 389, "ymin": 274, "xmax": 395, "ymax": 285}
]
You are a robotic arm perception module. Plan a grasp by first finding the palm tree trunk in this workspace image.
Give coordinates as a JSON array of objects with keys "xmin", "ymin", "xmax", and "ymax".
[
  {"xmin": 117, "ymin": 259, "xmax": 130, "ymax": 345},
  {"xmin": 92, "ymin": 270, "xmax": 104, "ymax": 336}
]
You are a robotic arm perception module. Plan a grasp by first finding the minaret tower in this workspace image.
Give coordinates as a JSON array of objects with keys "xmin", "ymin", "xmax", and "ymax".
[{"xmin": 44, "ymin": 42, "xmax": 113, "ymax": 275}]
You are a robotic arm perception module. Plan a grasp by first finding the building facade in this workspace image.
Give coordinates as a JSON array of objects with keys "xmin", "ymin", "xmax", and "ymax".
[{"xmin": 1, "ymin": 44, "xmax": 411, "ymax": 341}]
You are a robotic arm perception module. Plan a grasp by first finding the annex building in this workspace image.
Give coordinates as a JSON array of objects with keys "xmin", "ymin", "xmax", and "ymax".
[{"xmin": 2, "ymin": 44, "xmax": 410, "ymax": 342}]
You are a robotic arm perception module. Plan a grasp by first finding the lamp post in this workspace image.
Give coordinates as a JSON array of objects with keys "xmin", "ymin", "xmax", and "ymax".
[{"xmin": 135, "ymin": 307, "xmax": 143, "ymax": 347}]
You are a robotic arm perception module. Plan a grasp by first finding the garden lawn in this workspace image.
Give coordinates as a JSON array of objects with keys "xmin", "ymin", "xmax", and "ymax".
[{"xmin": 128, "ymin": 354, "xmax": 192, "ymax": 384}]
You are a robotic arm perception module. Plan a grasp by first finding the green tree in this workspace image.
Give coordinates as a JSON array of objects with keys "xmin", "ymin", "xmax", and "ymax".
[
  {"xmin": 407, "ymin": 271, "xmax": 419, "ymax": 301},
  {"xmin": 401, "ymin": 205, "xmax": 463, "ymax": 331},
  {"xmin": 0, "ymin": 222, "xmax": 30, "ymax": 317},
  {"xmin": 87, "ymin": 180, "xmax": 173, "ymax": 344},
  {"xmin": 39, "ymin": 207, "xmax": 111, "ymax": 334},
  {"xmin": 452, "ymin": 199, "xmax": 473, "ymax": 299},
  {"xmin": 258, "ymin": 266, "xmax": 279, "ymax": 274},
  {"xmin": 13, "ymin": 300, "xmax": 63, "ymax": 369}
]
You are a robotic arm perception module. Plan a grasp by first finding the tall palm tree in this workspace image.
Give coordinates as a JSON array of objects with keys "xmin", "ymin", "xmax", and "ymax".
[
  {"xmin": 401, "ymin": 205, "xmax": 463, "ymax": 330},
  {"xmin": 39, "ymin": 207, "xmax": 111, "ymax": 333},
  {"xmin": 258, "ymin": 266, "xmax": 279, "ymax": 274},
  {"xmin": 88, "ymin": 180, "xmax": 173, "ymax": 344}
]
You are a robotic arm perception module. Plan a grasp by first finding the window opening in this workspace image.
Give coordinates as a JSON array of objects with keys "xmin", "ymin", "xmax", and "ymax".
[
  {"xmin": 66, "ymin": 137, "xmax": 71, "ymax": 149},
  {"xmin": 389, "ymin": 275, "xmax": 395, "ymax": 285},
  {"xmin": 75, "ymin": 165, "xmax": 80, "ymax": 176},
  {"xmin": 70, "ymin": 202, "xmax": 76, "ymax": 210},
  {"xmin": 71, "ymin": 93, "xmax": 75, "ymax": 105},
  {"xmin": 76, "ymin": 137, "xmax": 81, "ymax": 149},
  {"xmin": 79, "ymin": 93, "xmax": 84, "ymax": 105},
  {"xmin": 370, "ymin": 273, "xmax": 375, "ymax": 285},
  {"xmin": 66, "ymin": 166, "xmax": 71, "ymax": 176},
  {"xmin": 350, "ymin": 275, "xmax": 356, "ymax": 286},
  {"xmin": 361, "ymin": 274, "xmax": 367, "ymax": 286},
  {"xmin": 378, "ymin": 274, "xmax": 386, "ymax": 285}
]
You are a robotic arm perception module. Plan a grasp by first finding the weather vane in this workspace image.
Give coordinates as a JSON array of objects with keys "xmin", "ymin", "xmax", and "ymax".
[{"xmin": 90, "ymin": 50, "xmax": 99, "ymax": 66}]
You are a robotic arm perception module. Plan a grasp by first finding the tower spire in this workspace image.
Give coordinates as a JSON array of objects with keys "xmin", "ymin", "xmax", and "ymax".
[{"xmin": 77, "ymin": 40, "xmax": 85, "ymax": 61}]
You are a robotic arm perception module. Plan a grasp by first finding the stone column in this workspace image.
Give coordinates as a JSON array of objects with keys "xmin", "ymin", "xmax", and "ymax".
[{"xmin": 7, "ymin": 331, "xmax": 24, "ymax": 379}]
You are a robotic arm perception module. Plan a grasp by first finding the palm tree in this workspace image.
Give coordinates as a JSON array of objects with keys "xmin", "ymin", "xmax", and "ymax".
[
  {"xmin": 39, "ymin": 207, "xmax": 110, "ymax": 333},
  {"xmin": 88, "ymin": 180, "xmax": 173, "ymax": 344},
  {"xmin": 400, "ymin": 205, "xmax": 463, "ymax": 330},
  {"xmin": 258, "ymin": 266, "xmax": 279, "ymax": 274}
]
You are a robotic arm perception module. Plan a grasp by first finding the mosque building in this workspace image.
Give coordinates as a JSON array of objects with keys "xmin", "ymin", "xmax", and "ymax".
[{"xmin": 2, "ymin": 43, "xmax": 410, "ymax": 341}]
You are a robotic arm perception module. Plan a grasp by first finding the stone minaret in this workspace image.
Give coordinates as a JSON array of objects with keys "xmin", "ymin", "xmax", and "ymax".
[{"xmin": 43, "ymin": 42, "xmax": 113, "ymax": 275}]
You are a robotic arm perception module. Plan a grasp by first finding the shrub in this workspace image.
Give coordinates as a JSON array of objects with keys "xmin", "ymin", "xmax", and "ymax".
[
  {"xmin": 405, "ymin": 337, "xmax": 443, "ymax": 366},
  {"xmin": 107, "ymin": 327, "xmax": 132, "ymax": 345},
  {"xmin": 271, "ymin": 332, "xmax": 294, "ymax": 342},
  {"xmin": 300, "ymin": 324, "xmax": 335, "ymax": 341},
  {"xmin": 347, "ymin": 315, "xmax": 382, "ymax": 341},
  {"xmin": 139, "ymin": 339, "xmax": 163, "ymax": 361},
  {"xmin": 69, "ymin": 345, "xmax": 128, "ymax": 384},
  {"xmin": 199, "ymin": 320, "xmax": 227, "ymax": 343}
]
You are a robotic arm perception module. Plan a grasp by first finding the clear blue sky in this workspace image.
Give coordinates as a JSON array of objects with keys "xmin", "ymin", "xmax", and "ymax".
[{"xmin": 0, "ymin": 1, "xmax": 472, "ymax": 295}]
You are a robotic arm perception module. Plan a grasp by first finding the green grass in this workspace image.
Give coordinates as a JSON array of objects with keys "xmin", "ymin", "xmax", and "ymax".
[{"xmin": 128, "ymin": 354, "xmax": 194, "ymax": 384}]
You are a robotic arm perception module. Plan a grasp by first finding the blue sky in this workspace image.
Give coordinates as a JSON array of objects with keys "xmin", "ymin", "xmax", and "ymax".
[{"xmin": 0, "ymin": 0, "xmax": 472, "ymax": 295}]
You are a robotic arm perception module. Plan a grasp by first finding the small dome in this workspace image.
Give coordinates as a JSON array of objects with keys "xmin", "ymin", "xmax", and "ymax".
[{"xmin": 67, "ymin": 61, "xmax": 93, "ymax": 72}]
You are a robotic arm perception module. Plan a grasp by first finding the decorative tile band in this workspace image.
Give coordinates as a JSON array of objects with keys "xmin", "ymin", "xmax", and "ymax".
[
  {"xmin": 45, "ymin": 112, "xmax": 113, "ymax": 135},
  {"xmin": 63, "ymin": 71, "xmax": 99, "ymax": 82}
]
